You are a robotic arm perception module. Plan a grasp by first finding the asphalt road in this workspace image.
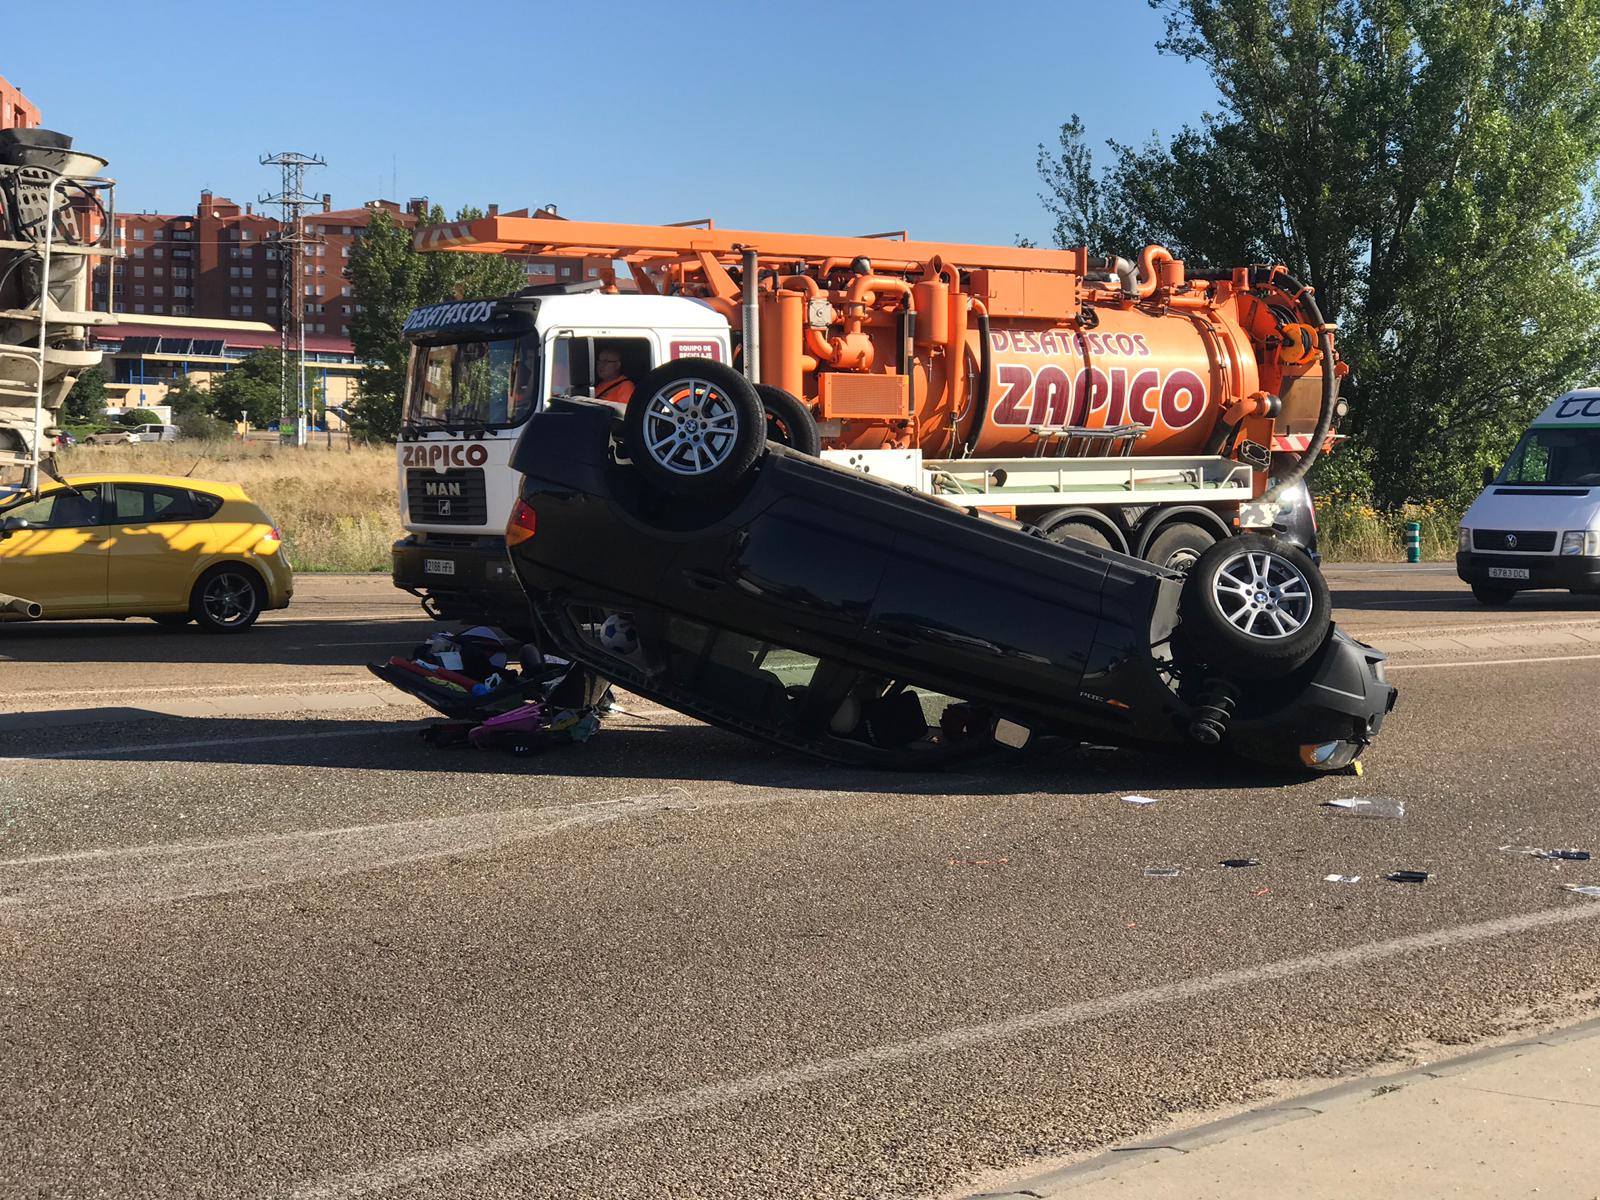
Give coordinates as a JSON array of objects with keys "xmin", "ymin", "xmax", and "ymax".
[{"xmin": 4, "ymin": 567, "xmax": 1600, "ymax": 1199}]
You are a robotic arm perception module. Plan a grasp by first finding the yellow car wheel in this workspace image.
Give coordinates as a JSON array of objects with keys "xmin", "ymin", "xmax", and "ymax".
[{"xmin": 191, "ymin": 564, "xmax": 264, "ymax": 633}]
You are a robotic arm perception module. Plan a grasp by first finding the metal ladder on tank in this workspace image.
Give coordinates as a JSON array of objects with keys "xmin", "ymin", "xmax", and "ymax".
[{"xmin": 0, "ymin": 165, "xmax": 117, "ymax": 497}]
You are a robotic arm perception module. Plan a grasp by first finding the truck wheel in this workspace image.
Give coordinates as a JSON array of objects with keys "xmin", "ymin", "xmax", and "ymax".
[
  {"xmin": 1471, "ymin": 584, "xmax": 1517, "ymax": 606},
  {"xmin": 625, "ymin": 358, "xmax": 765, "ymax": 497},
  {"xmin": 1040, "ymin": 512, "xmax": 1126, "ymax": 553},
  {"xmin": 1179, "ymin": 534, "xmax": 1330, "ymax": 679},
  {"xmin": 755, "ymin": 385, "xmax": 821, "ymax": 456},
  {"xmin": 1143, "ymin": 522, "xmax": 1217, "ymax": 574}
]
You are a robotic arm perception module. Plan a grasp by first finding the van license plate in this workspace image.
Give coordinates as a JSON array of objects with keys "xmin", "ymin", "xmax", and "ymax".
[
  {"xmin": 1488, "ymin": 566, "xmax": 1529, "ymax": 580},
  {"xmin": 424, "ymin": 558, "xmax": 455, "ymax": 576}
]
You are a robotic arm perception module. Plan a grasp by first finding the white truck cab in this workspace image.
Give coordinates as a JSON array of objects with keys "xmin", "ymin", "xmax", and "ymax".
[
  {"xmin": 1457, "ymin": 388, "xmax": 1600, "ymax": 604},
  {"xmin": 391, "ymin": 285, "xmax": 732, "ymax": 631}
]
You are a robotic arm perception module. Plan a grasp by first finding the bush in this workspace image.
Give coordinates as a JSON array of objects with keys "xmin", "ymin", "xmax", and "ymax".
[
  {"xmin": 118, "ymin": 408, "xmax": 166, "ymax": 427},
  {"xmin": 176, "ymin": 411, "xmax": 233, "ymax": 441}
]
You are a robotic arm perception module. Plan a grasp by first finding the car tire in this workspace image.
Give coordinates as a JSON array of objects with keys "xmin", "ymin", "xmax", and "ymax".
[
  {"xmin": 1180, "ymin": 534, "xmax": 1331, "ymax": 679},
  {"xmin": 190, "ymin": 564, "xmax": 265, "ymax": 633},
  {"xmin": 1143, "ymin": 522, "xmax": 1218, "ymax": 574},
  {"xmin": 1471, "ymin": 583, "xmax": 1517, "ymax": 606},
  {"xmin": 754, "ymin": 385, "xmax": 821, "ymax": 456},
  {"xmin": 624, "ymin": 358, "xmax": 765, "ymax": 497},
  {"xmin": 151, "ymin": 613, "xmax": 193, "ymax": 628}
]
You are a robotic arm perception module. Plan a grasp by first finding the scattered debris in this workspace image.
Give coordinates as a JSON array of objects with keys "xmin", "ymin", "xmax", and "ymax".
[
  {"xmin": 1121, "ymin": 795, "xmax": 1159, "ymax": 806},
  {"xmin": 1221, "ymin": 858, "xmax": 1261, "ymax": 868},
  {"xmin": 1499, "ymin": 845, "xmax": 1547, "ymax": 857},
  {"xmin": 1143, "ymin": 866, "xmax": 1181, "ymax": 878},
  {"xmin": 1543, "ymin": 849, "xmax": 1591, "ymax": 862},
  {"xmin": 1253, "ymin": 886, "xmax": 1272, "ymax": 897},
  {"xmin": 1385, "ymin": 870, "xmax": 1429, "ymax": 884},
  {"xmin": 1323, "ymin": 874, "xmax": 1362, "ymax": 884},
  {"xmin": 1323, "ymin": 797, "xmax": 1405, "ymax": 819},
  {"xmin": 949, "ymin": 856, "xmax": 1009, "ymax": 867},
  {"xmin": 1564, "ymin": 885, "xmax": 1600, "ymax": 899}
]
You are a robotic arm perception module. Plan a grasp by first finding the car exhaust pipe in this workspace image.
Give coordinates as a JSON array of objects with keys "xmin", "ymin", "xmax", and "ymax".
[{"xmin": 0, "ymin": 593, "xmax": 43, "ymax": 619}]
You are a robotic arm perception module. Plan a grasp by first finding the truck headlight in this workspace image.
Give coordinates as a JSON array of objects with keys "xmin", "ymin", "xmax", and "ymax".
[
  {"xmin": 1563, "ymin": 531, "xmax": 1600, "ymax": 556},
  {"xmin": 1458, "ymin": 526, "xmax": 1471, "ymax": 552}
]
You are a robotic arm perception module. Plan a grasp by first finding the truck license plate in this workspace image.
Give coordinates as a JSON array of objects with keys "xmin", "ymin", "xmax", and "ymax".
[
  {"xmin": 1488, "ymin": 566, "xmax": 1529, "ymax": 580},
  {"xmin": 424, "ymin": 558, "xmax": 455, "ymax": 576}
]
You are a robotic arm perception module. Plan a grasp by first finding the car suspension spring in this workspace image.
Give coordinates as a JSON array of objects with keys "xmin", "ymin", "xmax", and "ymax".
[{"xmin": 1189, "ymin": 678, "xmax": 1241, "ymax": 745}]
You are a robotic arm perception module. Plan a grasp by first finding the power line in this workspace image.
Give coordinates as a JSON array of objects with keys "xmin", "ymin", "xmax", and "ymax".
[{"xmin": 259, "ymin": 151, "xmax": 325, "ymax": 448}]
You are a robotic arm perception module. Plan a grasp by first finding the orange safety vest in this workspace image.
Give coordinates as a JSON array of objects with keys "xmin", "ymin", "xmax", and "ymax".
[{"xmin": 596, "ymin": 376, "xmax": 634, "ymax": 406}]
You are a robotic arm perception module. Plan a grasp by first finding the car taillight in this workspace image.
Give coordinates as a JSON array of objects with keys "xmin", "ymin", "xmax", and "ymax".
[
  {"xmin": 507, "ymin": 499, "xmax": 537, "ymax": 546},
  {"xmin": 264, "ymin": 526, "xmax": 282, "ymax": 542}
]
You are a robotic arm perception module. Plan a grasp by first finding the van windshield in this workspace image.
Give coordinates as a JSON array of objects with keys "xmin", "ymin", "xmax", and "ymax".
[
  {"xmin": 1497, "ymin": 427, "xmax": 1600, "ymax": 487},
  {"xmin": 403, "ymin": 332, "xmax": 541, "ymax": 434}
]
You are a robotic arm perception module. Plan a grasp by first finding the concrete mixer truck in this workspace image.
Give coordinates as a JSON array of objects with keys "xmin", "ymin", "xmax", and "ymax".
[
  {"xmin": 0, "ymin": 126, "xmax": 117, "ymax": 623},
  {"xmin": 391, "ymin": 216, "xmax": 1346, "ymax": 632}
]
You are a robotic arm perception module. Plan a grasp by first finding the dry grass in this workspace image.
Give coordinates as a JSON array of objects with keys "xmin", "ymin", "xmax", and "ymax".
[
  {"xmin": 54, "ymin": 442, "xmax": 1463, "ymax": 570},
  {"xmin": 59, "ymin": 441, "xmax": 399, "ymax": 572}
]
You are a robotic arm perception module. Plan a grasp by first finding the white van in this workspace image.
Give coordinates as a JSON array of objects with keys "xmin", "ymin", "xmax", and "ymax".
[
  {"xmin": 1457, "ymin": 388, "xmax": 1600, "ymax": 604},
  {"xmin": 131, "ymin": 423, "xmax": 181, "ymax": 443}
]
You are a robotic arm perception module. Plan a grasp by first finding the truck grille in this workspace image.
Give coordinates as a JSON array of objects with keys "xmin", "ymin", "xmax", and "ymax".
[
  {"xmin": 406, "ymin": 468, "xmax": 488, "ymax": 525},
  {"xmin": 1473, "ymin": 529, "xmax": 1556, "ymax": 552}
]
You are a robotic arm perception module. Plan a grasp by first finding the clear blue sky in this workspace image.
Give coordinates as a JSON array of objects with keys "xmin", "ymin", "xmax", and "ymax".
[{"xmin": 9, "ymin": 0, "xmax": 1219, "ymax": 247}]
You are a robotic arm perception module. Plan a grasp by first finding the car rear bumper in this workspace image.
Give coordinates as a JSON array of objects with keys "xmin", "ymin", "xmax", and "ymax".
[
  {"xmin": 1456, "ymin": 551, "xmax": 1600, "ymax": 590},
  {"xmin": 392, "ymin": 534, "xmax": 531, "ymax": 626}
]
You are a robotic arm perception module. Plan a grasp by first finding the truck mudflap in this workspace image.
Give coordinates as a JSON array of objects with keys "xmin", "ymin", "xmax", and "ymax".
[{"xmin": 391, "ymin": 534, "xmax": 533, "ymax": 628}]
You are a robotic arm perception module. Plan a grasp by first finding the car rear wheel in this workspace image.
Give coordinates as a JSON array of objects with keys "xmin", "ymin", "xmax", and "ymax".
[
  {"xmin": 1471, "ymin": 584, "xmax": 1517, "ymax": 606},
  {"xmin": 625, "ymin": 359, "xmax": 765, "ymax": 497},
  {"xmin": 1143, "ymin": 522, "xmax": 1218, "ymax": 574},
  {"xmin": 191, "ymin": 564, "xmax": 264, "ymax": 633},
  {"xmin": 1180, "ymin": 534, "xmax": 1331, "ymax": 679},
  {"xmin": 754, "ymin": 384, "xmax": 821, "ymax": 456}
]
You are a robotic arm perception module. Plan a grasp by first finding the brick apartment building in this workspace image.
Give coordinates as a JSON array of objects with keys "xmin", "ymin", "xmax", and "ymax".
[
  {"xmin": 95, "ymin": 194, "xmax": 610, "ymax": 337},
  {"xmin": 0, "ymin": 72, "xmax": 40, "ymax": 130}
]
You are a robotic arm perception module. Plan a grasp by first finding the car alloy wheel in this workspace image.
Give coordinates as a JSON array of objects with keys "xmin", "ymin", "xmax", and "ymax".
[
  {"xmin": 1208, "ymin": 548, "xmax": 1314, "ymax": 639},
  {"xmin": 201, "ymin": 569, "xmax": 259, "ymax": 627},
  {"xmin": 641, "ymin": 376, "xmax": 745, "ymax": 476}
]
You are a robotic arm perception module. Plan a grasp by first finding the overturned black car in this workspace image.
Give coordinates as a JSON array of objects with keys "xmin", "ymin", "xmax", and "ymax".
[{"xmin": 505, "ymin": 362, "xmax": 1395, "ymax": 772}]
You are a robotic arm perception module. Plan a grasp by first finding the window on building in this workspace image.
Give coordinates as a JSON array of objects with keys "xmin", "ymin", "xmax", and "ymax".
[
  {"xmin": 342, "ymin": 226, "xmax": 352, "ymax": 235},
  {"xmin": 152, "ymin": 304, "xmax": 165, "ymax": 313},
  {"xmin": 133, "ymin": 229, "xmax": 144, "ymax": 241},
  {"xmin": 341, "ymin": 246, "xmax": 350, "ymax": 258},
  {"xmin": 341, "ymin": 324, "xmax": 349, "ymax": 336},
  {"xmin": 154, "ymin": 248, "xmax": 163, "ymax": 258},
  {"xmin": 153, "ymin": 286, "xmax": 164, "ymax": 296},
  {"xmin": 560, "ymin": 266, "xmax": 572, "ymax": 278},
  {"xmin": 229, "ymin": 267, "xmax": 239, "ymax": 278},
  {"xmin": 341, "ymin": 286, "xmax": 351, "ymax": 297},
  {"xmin": 134, "ymin": 266, "xmax": 145, "ymax": 278},
  {"xmin": 266, "ymin": 287, "xmax": 278, "ymax": 299},
  {"xmin": 173, "ymin": 286, "xmax": 190, "ymax": 298},
  {"xmin": 229, "ymin": 286, "xmax": 240, "ymax": 296},
  {"xmin": 243, "ymin": 267, "xmax": 252, "ymax": 277},
  {"xmin": 241, "ymin": 230, "xmax": 251, "ymax": 241},
  {"xmin": 242, "ymin": 305, "xmax": 253, "ymax": 316},
  {"xmin": 155, "ymin": 229, "xmax": 165, "ymax": 239},
  {"xmin": 133, "ymin": 304, "xmax": 145, "ymax": 313},
  {"xmin": 133, "ymin": 285, "xmax": 145, "ymax": 298},
  {"xmin": 266, "ymin": 249, "xmax": 278, "ymax": 261},
  {"xmin": 304, "ymin": 285, "xmax": 316, "ymax": 296},
  {"xmin": 133, "ymin": 247, "xmax": 144, "ymax": 258},
  {"xmin": 229, "ymin": 305, "xmax": 239, "ymax": 316}
]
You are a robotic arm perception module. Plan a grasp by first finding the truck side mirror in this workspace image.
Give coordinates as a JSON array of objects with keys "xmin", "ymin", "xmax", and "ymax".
[
  {"xmin": 1482, "ymin": 465, "xmax": 1495, "ymax": 487},
  {"xmin": 0, "ymin": 516, "xmax": 28, "ymax": 536}
]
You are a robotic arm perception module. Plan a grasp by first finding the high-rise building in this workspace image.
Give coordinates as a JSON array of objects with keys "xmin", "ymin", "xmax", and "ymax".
[{"xmin": 0, "ymin": 72, "xmax": 39, "ymax": 130}]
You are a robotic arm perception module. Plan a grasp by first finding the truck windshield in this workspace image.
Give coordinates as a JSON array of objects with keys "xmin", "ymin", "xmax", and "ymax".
[
  {"xmin": 404, "ymin": 332, "xmax": 540, "ymax": 433},
  {"xmin": 1497, "ymin": 427, "xmax": 1600, "ymax": 487}
]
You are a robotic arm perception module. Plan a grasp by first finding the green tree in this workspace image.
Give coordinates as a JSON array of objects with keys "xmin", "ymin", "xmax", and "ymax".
[
  {"xmin": 118, "ymin": 408, "xmax": 166, "ymax": 427},
  {"xmin": 164, "ymin": 373, "xmax": 212, "ymax": 417},
  {"xmin": 1037, "ymin": 0, "xmax": 1600, "ymax": 507},
  {"xmin": 63, "ymin": 365, "xmax": 108, "ymax": 424},
  {"xmin": 346, "ymin": 205, "xmax": 529, "ymax": 441},
  {"xmin": 210, "ymin": 349, "xmax": 305, "ymax": 428}
]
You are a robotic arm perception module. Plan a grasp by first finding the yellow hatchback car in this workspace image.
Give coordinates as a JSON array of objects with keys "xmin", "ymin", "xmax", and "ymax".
[{"xmin": 0, "ymin": 474, "xmax": 293, "ymax": 632}]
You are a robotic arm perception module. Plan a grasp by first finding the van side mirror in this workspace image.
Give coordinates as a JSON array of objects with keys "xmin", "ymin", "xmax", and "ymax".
[{"xmin": 1482, "ymin": 465, "xmax": 1495, "ymax": 487}]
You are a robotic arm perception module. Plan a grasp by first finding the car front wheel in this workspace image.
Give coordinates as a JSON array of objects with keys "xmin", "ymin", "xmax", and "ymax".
[
  {"xmin": 1179, "ymin": 534, "xmax": 1331, "ymax": 679},
  {"xmin": 191, "ymin": 564, "xmax": 264, "ymax": 633}
]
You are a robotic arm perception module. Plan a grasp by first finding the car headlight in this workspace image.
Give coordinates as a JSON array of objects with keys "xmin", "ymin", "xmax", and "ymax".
[
  {"xmin": 1458, "ymin": 526, "xmax": 1471, "ymax": 552},
  {"xmin": 1562, "ymin": 531, "xmax": 1600, "ymax": 556}
]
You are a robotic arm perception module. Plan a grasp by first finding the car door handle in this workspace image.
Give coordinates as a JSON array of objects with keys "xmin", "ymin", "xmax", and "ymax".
[{"xmin": 680, "ymin": 568, "xmax": 722, "ymax": 592}]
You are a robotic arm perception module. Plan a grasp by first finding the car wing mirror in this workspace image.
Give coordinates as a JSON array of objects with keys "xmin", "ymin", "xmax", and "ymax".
[{"xmin": 0, "ymin": 516, "xmax": 28, "ymax": 537}]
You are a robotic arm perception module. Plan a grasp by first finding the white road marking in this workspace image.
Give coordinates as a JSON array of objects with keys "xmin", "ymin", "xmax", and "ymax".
[
  {"xmin": 2, "ymin": 678, "xmax": 373, "ymax": 703},
  {"xmin": 1388, "ymin": 653, "xmax": 1600, "ymax": 672},
  {"xmin": 286, "ymin": 901, "xmax": 1600, "ymax": 1200},
  {"xmin": 1354, "ymin": 616, "xmax": 1600, "ymax": 640},
  {"xmin": 0, "ymin": 725, "xmax": 392, "ymax": 762}
]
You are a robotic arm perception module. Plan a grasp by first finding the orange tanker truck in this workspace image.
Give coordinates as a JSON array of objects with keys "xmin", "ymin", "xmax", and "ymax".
[{"xmin": 393, "ymin": 215, "xmax": 1346, "ymax": 629}]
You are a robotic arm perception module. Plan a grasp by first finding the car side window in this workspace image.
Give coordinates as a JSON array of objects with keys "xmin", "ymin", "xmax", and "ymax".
[
  {"xmin": 1, "ymin": 485, "xmax": 104, "ymax": 529},
  {"xmin": 113, "ymin": 484, "xmax": 194, "ymax": 524},
  {"xmin": 190, "ymin": 491, "xmax": 224, "ymax": 519}
]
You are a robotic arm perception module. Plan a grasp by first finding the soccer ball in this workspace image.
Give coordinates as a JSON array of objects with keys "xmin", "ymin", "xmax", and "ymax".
[{"xmin": 598, "ymin": 612, "xmax": 640, "ymax": 655}]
